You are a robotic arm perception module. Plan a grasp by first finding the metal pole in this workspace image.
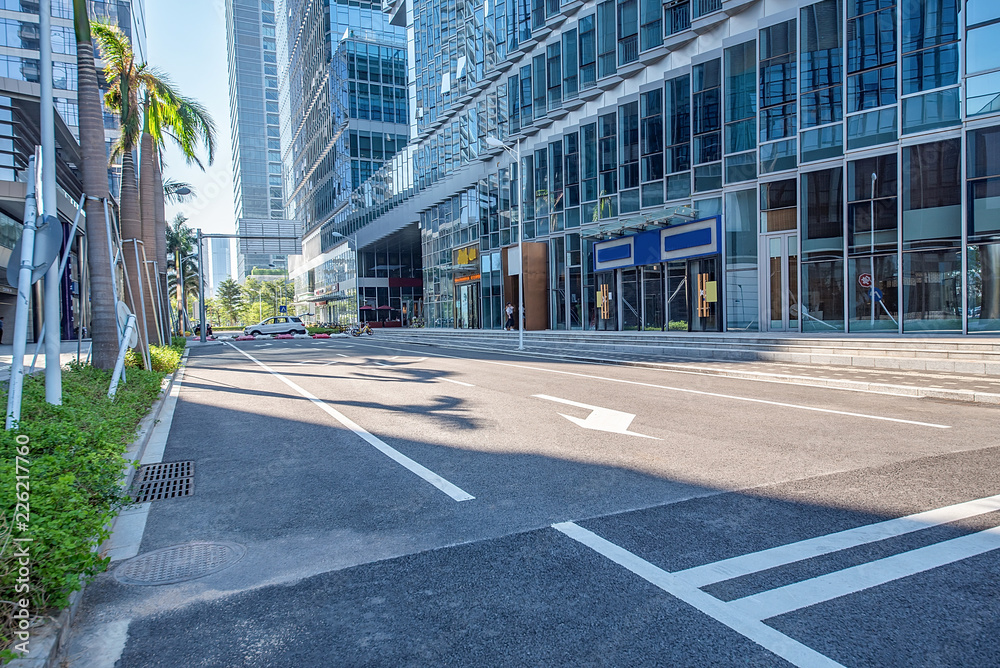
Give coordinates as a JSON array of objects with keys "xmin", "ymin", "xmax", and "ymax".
[
  {"xmin": 517, "ymin": 138, "xmax": 524, "ymax": 351},
  {"xmin": 107, "ymin": 315, "xmax": 136, "ymax": 399},
  {"xmin": 198, "ymin": 229, "xmax": 207, "ymax": 343},
  {"xmin": 5, "ymin": 157, "xmax": 39, "ymax": 429},
  {"xmin": 40, "ymin": 0, "xmax": 60, "ymax": 404},
  {"xmin": 871, "ymin": 173, "xmax": 877, "ymax": 328},
  {"xmin": 103, "ymin": 199, "xmax": 121, "ymax": 344},
  {"xmin": 28, "ymin": 195, "xmax": 86, "ymax": 372}
]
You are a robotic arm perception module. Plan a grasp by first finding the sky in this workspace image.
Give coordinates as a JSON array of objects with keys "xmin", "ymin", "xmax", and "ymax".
[{"xmin": 146, "ymin": 0, "xmax": 235, "ymax": 236}]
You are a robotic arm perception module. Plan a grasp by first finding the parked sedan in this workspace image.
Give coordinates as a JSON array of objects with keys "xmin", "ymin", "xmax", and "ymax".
[{"xmin": 243, "ymin": 316, "xmax": 308, "ymax": 336}]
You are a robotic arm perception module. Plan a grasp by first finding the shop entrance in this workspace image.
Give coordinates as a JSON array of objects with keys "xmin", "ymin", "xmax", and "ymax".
[
  {"xmin": 455, "ymin": 281, "xmax": 480, "ymax": 328},
  {"xmin": 763, "ymin": 232, "xmax": 799, "ymax": 331}
]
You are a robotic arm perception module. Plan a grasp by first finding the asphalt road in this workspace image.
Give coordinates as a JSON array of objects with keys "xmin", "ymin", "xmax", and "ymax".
[{"xmin": 66, "ymin": 338, "xmax": 1000, "ymax": 667}]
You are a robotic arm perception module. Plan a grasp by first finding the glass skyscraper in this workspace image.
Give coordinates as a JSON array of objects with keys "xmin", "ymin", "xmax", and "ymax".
[
  {"xmin": 319, "ymin": 0, "xmax": 1000, "ymax": 335},
  {"xmin": 278, "ymin": 0, "xmax": 412, "ymax": 325}
]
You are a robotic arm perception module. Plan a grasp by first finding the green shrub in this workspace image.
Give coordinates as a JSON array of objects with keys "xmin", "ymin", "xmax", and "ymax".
[
  {"xmin": 170, "ymin": 336, "xmax": 187, "ymax": 352},
  {"xmin": 124, "ymin": 345, "xmax": 182, "ymax": 373},
  {"xmin": 0, "ymin": 364, "xmax": 164, "ymax": 654},
  {"xmin": 668, "ymin": 320, "xmax": 689, "ymax": 331}
]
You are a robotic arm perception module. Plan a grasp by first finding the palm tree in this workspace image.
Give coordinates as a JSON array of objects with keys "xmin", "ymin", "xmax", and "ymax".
[
  {"xmin": 93, "ymin": 23, "xmax": 216, "ymax": 348},
  {"xmin": 93, "ymin": 21, "xmax": 148, "ymax": 356},
  {"xmin": 166, "ymin": 214, "xmax": 196, "ymax": 334},
  {"xmin": 73, "ymin": 0, "xmax": 117, "ymax": 369},
  {"xmin": 144, "ymin": 93, "xmax": 215, "ymax": 344}
]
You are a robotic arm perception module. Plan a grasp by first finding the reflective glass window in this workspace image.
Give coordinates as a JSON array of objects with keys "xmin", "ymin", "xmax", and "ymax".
[
  {"xmin": 801, "ymin": 167, "xmax": 844, "ymax": 261},
  {"xmin": 902, "ymin": 139, "xmax": 961, "ymax": 249}
]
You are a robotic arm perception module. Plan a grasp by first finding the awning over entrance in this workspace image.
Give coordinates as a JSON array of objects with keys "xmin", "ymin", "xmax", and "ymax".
[{"xmin": 582, "ymin": 204, "xmax": 699, "ymax": 241}]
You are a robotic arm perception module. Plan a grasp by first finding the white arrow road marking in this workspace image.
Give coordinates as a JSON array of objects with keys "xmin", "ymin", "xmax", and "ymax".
[{"xmin": 533, "ymin": 394, "xmax": 661, "ymax": 440}]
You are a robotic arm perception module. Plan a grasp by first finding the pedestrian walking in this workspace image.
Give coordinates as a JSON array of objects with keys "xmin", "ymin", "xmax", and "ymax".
[{"xmin": 504, "ymin": 302, "xmax": 515, "ymax": 331}]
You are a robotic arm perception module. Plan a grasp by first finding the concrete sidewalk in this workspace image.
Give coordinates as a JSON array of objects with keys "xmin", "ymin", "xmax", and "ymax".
[
  {"xmin": 376, "ymin": 330, "xmax": 1000, "ymax": 404},
  {"xmin": 0, "ymin": 340, "xmax": 92, "ymax": 382}
]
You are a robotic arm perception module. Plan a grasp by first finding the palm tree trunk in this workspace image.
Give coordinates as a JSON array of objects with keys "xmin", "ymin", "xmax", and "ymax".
[
  {"xmin": 175, "ymin": 249, "xmax": 184, "ymax": 335},
  {"xmin": 119, "ymin": 148, "xmax": 148, "ymax": 360},
  {"xmin": 139, "ymin": 127, "xmax": 161, "ymax": 344},
  {"xmin": 152, "ymin": 150, "xmax": 170, "ymax": 342},
  {"xmin": 73, "ymin": 0, "xmax": 116, "ymax": 369}
]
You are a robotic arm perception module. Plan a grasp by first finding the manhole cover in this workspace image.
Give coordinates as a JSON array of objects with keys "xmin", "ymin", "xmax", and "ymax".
[
  {"xmin": 114, "ymin": 542, "xmax": 246, "ymax": 585},
  {"xmin": 132, "ymin": 461, "xmax": 194, "ymax": 503}
]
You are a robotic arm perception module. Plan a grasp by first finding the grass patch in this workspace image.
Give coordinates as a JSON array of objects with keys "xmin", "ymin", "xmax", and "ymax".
[{"xmin": 0, "ymin": 363, "xmax": 166, "ymax": 657}]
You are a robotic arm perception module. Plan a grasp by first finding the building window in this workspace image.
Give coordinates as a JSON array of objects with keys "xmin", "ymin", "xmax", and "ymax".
[
  {"xmin": 693, "ymin": 59, "xmax": 721, "ymax": 192},
  {"xmin": 967, "ymin": 1, "xmax": 1000, "ymax": 116},
  {"xmin": 533, "ymin": 54, "xmax": 547, "ymax": 117},
  {"xmin": 902, "ymin": 139, "xmax": 961, "ymax": 250},
  {"xmin": 900, "ymin": 0, "xmax": 959, "ymax": 134},
  {"xmin": 665, "ymin": 73, "xmax": 691, "ymax": 200},
  {"xmin": 565, "ymin": 131, "xmax": 581, "ymax": 213},
  {"xmin": 664, "ymin": 0, "xmax": 690, "ymax": 37},
  {"xmin": 582, "ymin": 122, "xmax": 598, "ymax": 204},
  {"xmin": 801, "ymin": 167, "xmax": 845, "ymax": 331},
  {"xmin": 579, "ymin": 15, "xmax": 597, "ymax": 88},
  {"xmin": 520, "ymin": 65, "xmax": 533, "ymax": 124},
  {"xmin": 546, "ymin": 43, "xmax": 562, "ymax": 108},
  {"xmin": 597, "ymin": 1, "xmax": 617, "ymax": 78},
  {"xmin": 617, "ymin": 0, "xmax": 639, "ymax": 66},
  {"xmin": 640, "ymin": 0, "xmax": 661, "ymax": 51},
  {"xmin": 619, "ymin": 101, "xmax": 640, "ymax": 213},
  {"xmin": 597, "ymin": 112, "xmax": 618, "ymax": 218},
  {"xmin": 562, "ymin": 30, "xmax": 578, "ymax": 99},
  {"xmin": 761, "ymin": 179, "xmax": 797, "ymax": 232},
  {"xmin": 800, "ymin": 0, "xmax": 843, "ymax": 162},
  {"xmin": 725, "ymin": 40, "xmax": 756, "ymax": 184},
  {"xmin": 640, "ymin": 88, "xmax": 664, "ymax": 207}
]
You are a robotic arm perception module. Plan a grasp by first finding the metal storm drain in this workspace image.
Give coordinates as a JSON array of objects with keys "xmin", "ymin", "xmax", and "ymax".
[
  {"xmin": 114, "ymin": 541, "xmax": 246, "ymax": 585},
  {"xmin": 131, "ymin": 461, "xmax": 194, "ymax": 503}
]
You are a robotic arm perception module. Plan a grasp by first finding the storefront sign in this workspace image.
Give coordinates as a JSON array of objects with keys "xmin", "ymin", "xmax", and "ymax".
[{"xmin": 593, "ymin": 216, "xmax": 722, "ymax": 272}]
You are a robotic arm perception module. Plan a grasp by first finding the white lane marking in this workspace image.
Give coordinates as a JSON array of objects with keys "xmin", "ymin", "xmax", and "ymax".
[
  {"xmin": 553, "ymin": 522, "xmax": 844, "ymax": 668},
  {"xmin": 678, "ymin": 493, "xmax": 1000, "ymax": 587},
  {"xmin": 336, "ymin": 353, "xmax": 349, "ymax": 357},
  {"xmin": 440, "ymin": 378, "xmax": 475, "ymax": 387},
  {"xmin": 375, "ymin": 361, "xmax": 391, "ymax": 366},
  {"xmin": 534, "ymin": 394, "xmax": 660, "ymax": 440},
  {"xmin": 728, "ymin": 525, "xmax": 1000, "ymax": 621},
  {"xmin": 344, "ymin": 341, "xmax": 951, "ymax": 429},
  {"xmin": 225, "ymin": 343, "xmax": 474, "ymax": 502}
]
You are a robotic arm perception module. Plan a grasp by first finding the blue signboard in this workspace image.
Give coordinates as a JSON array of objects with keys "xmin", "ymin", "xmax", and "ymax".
[
  {"xmin": 279, "ymin": 304, "xmax": 287, "ymax": 314},
  {"xmin": 593, "ymin": 216, "xmax": 722, "ymax": 272}
]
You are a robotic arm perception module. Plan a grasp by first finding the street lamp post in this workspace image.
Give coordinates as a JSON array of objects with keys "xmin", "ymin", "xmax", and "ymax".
[{"xmin": 486, "ymin": 136, "xmax": 525, "ymax": 350}]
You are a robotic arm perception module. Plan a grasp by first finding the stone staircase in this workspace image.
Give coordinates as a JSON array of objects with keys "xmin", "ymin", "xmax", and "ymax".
[{"xmin": 377, "ymin": 329, "xmax": 1000, "ymax": 377}]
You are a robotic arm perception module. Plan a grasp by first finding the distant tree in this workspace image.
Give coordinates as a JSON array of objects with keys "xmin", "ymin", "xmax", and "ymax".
[{"xmin": 216, "ymin": 278, "xmax": 244, "ymax": 325}]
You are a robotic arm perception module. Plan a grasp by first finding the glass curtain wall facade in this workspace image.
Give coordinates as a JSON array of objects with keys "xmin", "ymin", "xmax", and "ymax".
[
  {"xmin": 278, "ymin": 0, "xmax": 408, "ymax": 314},
  {"xmin": 320, "ymin": 0, "xmax": 1000, "ymax": 335}
]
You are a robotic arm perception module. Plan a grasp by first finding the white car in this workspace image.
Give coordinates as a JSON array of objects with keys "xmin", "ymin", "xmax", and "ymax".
[{"xmin": 243, "ymin": 316, "xmax": 308, "ymax": 336}]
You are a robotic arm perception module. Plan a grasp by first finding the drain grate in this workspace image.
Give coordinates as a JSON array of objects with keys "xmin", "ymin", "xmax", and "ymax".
[
  {"xmin": 132, "ymin": 461, "xmax": 194, "ymax": 502},
  {"xmin": 114, "ymin": 541, "xmax": 246, "ymax": 585}
]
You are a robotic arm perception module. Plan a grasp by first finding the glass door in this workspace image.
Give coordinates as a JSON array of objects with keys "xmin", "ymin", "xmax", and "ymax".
[
  {"xmin": 621, "ymin": 268, "xmax": 641, "ymax": 330},
  {"xmin": 596, "ymin": 271, "xmax": 617, "ymax": 330},
  {"xmin": 764, "ymin": 233, "xmax": 798, "ymax": 331},
  {"xmin": 642, "ymin": 265, "xmax": 665, "ymax": 331}
]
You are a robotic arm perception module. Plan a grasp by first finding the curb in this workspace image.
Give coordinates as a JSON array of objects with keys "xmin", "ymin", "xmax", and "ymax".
[
  {"xmin": 6, "ymin": 355, "xmax": 185, "ymax": 668},
  {"xmin": 386, "ymin": 338, "xmax": 1000, "ymax": 405}
]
